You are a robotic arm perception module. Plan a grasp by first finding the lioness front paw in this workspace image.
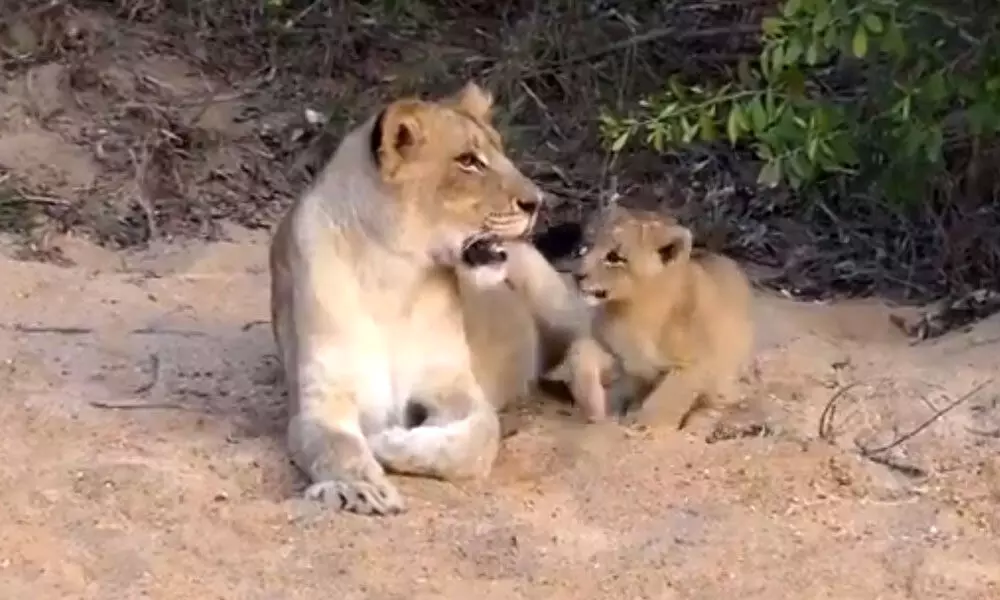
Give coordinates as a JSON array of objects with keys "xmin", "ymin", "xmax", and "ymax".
[{"xmin": 304, "ymin": 476, "xmax": 405, "ymax": 516}]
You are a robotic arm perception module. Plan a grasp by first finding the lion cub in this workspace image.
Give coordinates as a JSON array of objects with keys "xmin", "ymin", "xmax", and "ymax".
[{"xmin": 546, "ymin": 205, "xmax": 754, "ymax": 430}]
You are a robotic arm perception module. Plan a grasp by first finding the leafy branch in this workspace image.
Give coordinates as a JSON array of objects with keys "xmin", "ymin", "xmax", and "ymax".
[{"xmin": 601, "ymin": 0, "xmax": 1000, "ymax": 204}]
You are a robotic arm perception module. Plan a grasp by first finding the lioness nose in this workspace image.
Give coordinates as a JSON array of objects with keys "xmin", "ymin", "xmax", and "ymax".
[{"xmin": 572, "ymin": 273, "xmax": 585, "ymax": 284}]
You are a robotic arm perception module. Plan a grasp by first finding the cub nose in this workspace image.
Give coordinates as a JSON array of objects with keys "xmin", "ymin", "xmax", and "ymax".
[{"xmin": 572, "ymin": 273, "xmax": 585, "ymax": 284}]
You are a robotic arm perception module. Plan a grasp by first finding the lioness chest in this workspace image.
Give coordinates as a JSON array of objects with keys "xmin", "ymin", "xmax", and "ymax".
[{"xmin": 354, "ymin": 270, "xmax": 477, "ymax": 432}]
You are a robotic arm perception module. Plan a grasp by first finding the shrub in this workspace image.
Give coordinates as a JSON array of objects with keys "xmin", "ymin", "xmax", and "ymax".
[{"xmin": 600, "ymin": 0, "xmax": 1000, "ymax": 207}]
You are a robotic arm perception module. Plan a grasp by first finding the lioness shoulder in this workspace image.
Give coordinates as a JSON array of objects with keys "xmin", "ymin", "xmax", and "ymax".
[{"xmin": 546, "ymin": 204, "xmax": 754, "ymax": 429}]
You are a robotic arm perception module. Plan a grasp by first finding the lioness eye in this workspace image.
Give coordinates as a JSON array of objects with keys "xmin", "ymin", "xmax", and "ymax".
[
  {"xmin": 456, "ymin": 152, "xmax": 482, "ymax": 170},
  {"xmin": 604, "ymin": 249, "xmax": 626, "ymax": 265}
]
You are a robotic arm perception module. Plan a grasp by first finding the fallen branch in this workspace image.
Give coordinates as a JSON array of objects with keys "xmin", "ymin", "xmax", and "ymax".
[
  {"xmin": 88, "ymin": 353, "xmax": 184, "ymax": 411},
  {"xmin": 8, "ymin": 324, "xmax": 93, "ymax": 335},
  {"xmin": 855, "ymin": 378, "xmax": 994, "ymax": 477}
]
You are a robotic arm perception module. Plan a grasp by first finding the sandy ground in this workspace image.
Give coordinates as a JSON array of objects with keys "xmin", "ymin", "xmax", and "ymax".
[
  {"xmin": 0, "ymin": 228, "xmax": 998, "ymax": 600},
  {"xmin": 1, "ymin": 12, "xmax": 999, "ymax": 597}
]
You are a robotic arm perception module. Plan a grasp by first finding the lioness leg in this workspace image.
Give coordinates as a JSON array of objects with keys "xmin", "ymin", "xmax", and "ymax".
[
  {"xmin": 367, "ymin": 373, "xmax": 500, "ymax": 481},
  {"xmin": 289, "ymin": 356, "xmax": 405, "ymax": 515}
]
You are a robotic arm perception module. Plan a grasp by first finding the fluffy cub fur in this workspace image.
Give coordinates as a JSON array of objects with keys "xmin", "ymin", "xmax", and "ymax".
[
  {"xmin": 268, "ymin": 82, "xmax": 590, "ymax": 516},
  {"xmin": 545, "ymin": 204, "xmax": 754, "ymax": 429}
]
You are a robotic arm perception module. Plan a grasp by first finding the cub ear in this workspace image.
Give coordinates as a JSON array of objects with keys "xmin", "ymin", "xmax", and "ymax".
[
  {"xmin": 451, "ymin": 81, "xmax": 494, "ymax": 121},
  {"xmin": 656, "ymin": 226, "xmax": 693, "ymax": 264},
  {"xmin": 370, "ymin": 99, "xmax": 426, "ymax": 179}
]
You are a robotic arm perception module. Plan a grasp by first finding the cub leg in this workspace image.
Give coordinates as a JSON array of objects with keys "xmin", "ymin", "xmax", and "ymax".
[
  {"xmin": 367, "ymin": 373, "xmax": 501, "ymax": 481},
  {"xmin": 541, "ymin": 336, "xmax": 614, "ymax": 422},
  {"xmin": 289, "ymin": 354, "xmax": 405, "ymax": 515},
  {"xmin": 624, "ymin": 366, "xmax": 707, "ymax": 430},
  {"xmin": 502, "ymin": 240, "xmax": 593, "ymax": 354}
]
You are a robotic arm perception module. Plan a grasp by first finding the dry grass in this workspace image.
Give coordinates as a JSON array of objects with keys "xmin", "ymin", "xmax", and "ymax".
[{"xmin": 1, "ymin": 0, "xmax": 999, "ymax": 323}]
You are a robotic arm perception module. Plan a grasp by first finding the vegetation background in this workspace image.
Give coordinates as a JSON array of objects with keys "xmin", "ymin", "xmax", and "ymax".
[{"xmin": 3, "ymin": 0, "xmax": 999, "ymax": 310}]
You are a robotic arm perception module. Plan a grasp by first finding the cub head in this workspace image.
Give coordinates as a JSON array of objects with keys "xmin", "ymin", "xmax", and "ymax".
[
  {"xmin": 572, "ymin": 206, "xmax": 693, "ymax": 306},
  {"xmin": 369, "ymin": 81, "xmax": 544, "ymax": 253}
]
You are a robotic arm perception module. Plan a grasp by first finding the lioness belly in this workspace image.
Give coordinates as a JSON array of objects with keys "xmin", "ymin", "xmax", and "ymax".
[{"xmin": 354, "ymin": 316, "xmax": 477, "ymax": 434}]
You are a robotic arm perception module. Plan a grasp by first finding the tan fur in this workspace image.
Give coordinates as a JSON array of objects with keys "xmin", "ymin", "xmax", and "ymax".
[
  {"xmin": 549, "ymin": 205, "xmax": 754, "ymax": 429},
  {"xmin": 268, "ymin": 82, "xmax": 590, "ymax": 515}
]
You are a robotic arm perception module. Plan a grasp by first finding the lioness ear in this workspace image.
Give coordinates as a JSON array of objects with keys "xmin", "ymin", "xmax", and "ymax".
[
  {"xmin": 371, "ymin": 100, "xmax": 426, "ymax": 178},
  {"xmin": 656, "ymin": 226, "xmax": 693, "ymax": 264},
  {"xmin": 452, "ymin": 81, "xmax": 494, "ymax": 121}
]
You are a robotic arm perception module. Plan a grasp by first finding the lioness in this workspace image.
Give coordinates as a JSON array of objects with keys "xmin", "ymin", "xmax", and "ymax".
[
  {"xmin": 269, "ymin": 82, "xmax": 591, "ymax": 516},
  {"xmin": 544, "ymin": 204, "xmax": 754, "ymax": 429}
]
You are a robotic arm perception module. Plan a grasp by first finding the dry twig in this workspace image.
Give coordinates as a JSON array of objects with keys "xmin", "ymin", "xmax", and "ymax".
[
  {"xmin": 855, "ymin": 378, "xmax": 995, "ymax": 457},
  {"xmin": 88, "ymin": 353, "xmax": 184, "ymax": 411}
]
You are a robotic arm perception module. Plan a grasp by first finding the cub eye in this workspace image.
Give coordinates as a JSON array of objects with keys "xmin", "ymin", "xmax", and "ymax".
[
  {"xmin": 455, "ymin": 152, "xmax": 483, "ymax": 171},
  {"xmin": 604, "ymin": 249, "xmax": 626, "ymax": 265}
]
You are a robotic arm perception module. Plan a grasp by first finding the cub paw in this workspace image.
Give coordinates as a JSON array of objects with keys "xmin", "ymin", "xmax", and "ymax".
[
  {"xmin": 304, "ymin": 477, "xmax": 405, "ymax": 516},
  {"xmin": 460, "ymin": 235, "xmax": 507, "ymax": 267},
  {"xmin": 455, "ymin": 235, "xmax": 508, "ymax": 288}
]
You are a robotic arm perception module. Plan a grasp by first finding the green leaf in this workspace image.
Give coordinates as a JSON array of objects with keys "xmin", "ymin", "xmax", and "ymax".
[
  {"xmin": 924, "ymin": 126, "xmax": 944, "ymax": 163},
  {"xmin": 823, "ymin": 26, "xmax": 838, "ymax": 49},
  {"xmin": 882, "ymin": 21, "xmax": 906, "ymax": 58},
  {"xmin": 814, "ymin": 141, "xmax": 837, "ymax": 169},
  {"xmin": 813, "ymin": 7, "xmax": 832, "ymax": 32},
  {"xmin": 784, "ymin": 38, "xmax": 803, "ymax": 65},
  {"xmin": 737, "ymin": 57, "xmax": 755, "ymax": 85},
  {"xmin": 758, "ymin": 159, "xmax": 783, "ymax": 187},
  {"xmin": 699, "ymin": 110, "xmax": 717, "ymax": 141},
  {"xmin": 925, "ymin": 71, "xmax": 948, "ymax": 105},
  {"xmin": 966, "ymin": 102, "xmax": 998, "ymax": 136},
  {"xmin": 657, "ymin": 102, "xmax": 680, "ymax": 119},
  {"xmin": 749, "ymin": 97, "xmax": 768, "ymax": 131},
  {"xmin": 681, "ymin": 116, "xmax": 699, "ymax": 143},
  {"xmin": 647, "ymin": 127, "xmax": 665, "ymax": 153},
  {"xmin": 667, "ymin": 75, "xmax": 686, "ymax": 100},
  {"xmin": 782, "ymin": 67, "xmax": 806, "ymax": 98},
  {"xmin": 805, "ymin": 40, "xmax": 821, "ymax": 65},
  {"xmin": 829, "ymin": 134, "xmax": 859, "ymax": 165},
  {"xmin": 851, "ymin": 25, "xmax": 869, "ymax": 58},
  {"xmin": 760, "ymin": 47, "xmax": 773, "ymax": 80},
  {"xmin": 726, "ymin": 105, "xmax": 744, "ymax": 145},
  {"xmin": 783, "ymin": 0, "xmax": 802, "ymax": 18},
  {"xmin": 771, "ymin": 44, "xmax": 786, "ymax": 76},
  {"xmin": 903, "ymin": 128, "xmax": 925, "ymax": 158},
  {"xmin": 787, "ymin": 153, "xmax": 811, "ymax": 182},
  {"xmin": 863, "ymin": 13, "xmax": 883, "ymax": 34},
  {"xmin": 762, "ymin": 17, "xmax": 783, "ymax": 37},
  {"xmin": 610, "ymin": 131, "xmax": 630, "ymax": 152}
]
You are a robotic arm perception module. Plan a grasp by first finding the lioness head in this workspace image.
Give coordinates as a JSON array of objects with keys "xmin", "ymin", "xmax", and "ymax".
[
  {"xmin": 369, "ymin": 81, "xmax": 544, "ymax": 255},
  {"xmin": 572, "ymin": 206, "xmax": 693, "ymax": 306}
]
